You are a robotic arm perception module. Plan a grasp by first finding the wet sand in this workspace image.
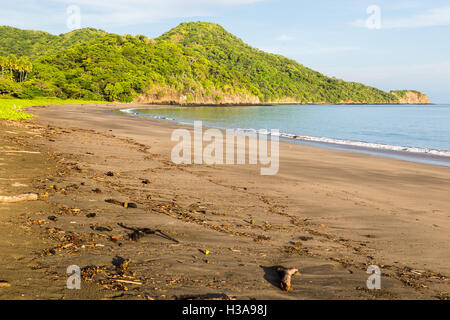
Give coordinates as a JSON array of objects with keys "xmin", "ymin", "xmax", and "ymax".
[{"xmin": 1, "ymin": 103, "xmax": 449, "ymax": 300}]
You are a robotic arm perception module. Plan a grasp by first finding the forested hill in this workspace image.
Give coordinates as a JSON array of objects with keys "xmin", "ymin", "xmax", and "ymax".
[
  {"xmin": 0, "ymin": 22, "xmax": 429, "ymax": 104},
  {"xmin": 0, "ymin": 26, "xmax": 107, "ymax": 57}
]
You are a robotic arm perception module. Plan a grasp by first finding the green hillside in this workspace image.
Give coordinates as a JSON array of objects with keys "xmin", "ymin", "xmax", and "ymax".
[
  {"xmin": 155, "ymin": 22, "xmax": 395, "ymax": 103},
  {"xmin": 0, "ymin": 26, "xmax": 107, "ymax": 57},
  {"xmin": 0, "ymin": 22, "xmax": 422, "ymax": 104}
]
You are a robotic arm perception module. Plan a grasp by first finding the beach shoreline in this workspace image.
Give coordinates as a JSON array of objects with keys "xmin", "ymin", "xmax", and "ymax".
[
  {"xmin": 1, "ymin": 103, "xmax": 449, "ymax": 300},
  {"xmin": 119, "ymin": 105, "xmax": 450, "ymax": 167}
]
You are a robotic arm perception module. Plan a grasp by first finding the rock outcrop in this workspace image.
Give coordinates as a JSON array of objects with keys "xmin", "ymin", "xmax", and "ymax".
[
  {"xmin": 391, "ymin": 90, "xmax": 431, "ymax": 104},
  {"xmin": 133, "ymin": 86, "xmax": 261, "ymax": 105},
  {"xmin": 133, "ymin": 87, "xmax": 431, "ymax": 106}
]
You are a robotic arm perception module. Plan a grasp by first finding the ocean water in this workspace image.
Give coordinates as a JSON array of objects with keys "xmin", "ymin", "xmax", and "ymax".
[{"xmin": 122, "ymin": 104, "xmax": 450, "ymax": 166}]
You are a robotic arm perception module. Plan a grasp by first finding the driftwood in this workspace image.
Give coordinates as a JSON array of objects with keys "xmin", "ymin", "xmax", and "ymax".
[
  {"xmin": 277, "ymin": 267, "xmax": 299, "ymax": 292},
  {"xmin": 0, "ymin": 150, "xmax": 40, "ymax": 154},
  {"xmin": 90, "ymin": 225, "xmax": 113, "ymax": 232},
  {"xmin": 115, "ymin": 279, "xmax": 142, "ymax": 285},
  {"xmin": 105, "ymin": 199, "xmax": 138, "ymax": 208},
  {"xmin": 117, "ymin": 222, "xmax": 179, "ymax": 243},
  {"xmin": 177, "ymin": 294, "xmax": 235, "ymax": 300},
  {"xmin": 0, "ymin": 193, "xmax": 38, "ymax": 203}
]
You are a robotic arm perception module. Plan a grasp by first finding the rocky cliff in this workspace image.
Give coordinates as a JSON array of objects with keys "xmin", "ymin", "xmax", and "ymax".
[
  {"xmin": 133, "ymin": 88, "xmax": 432, "ymax": 106},
  {"xmin": 391, "ymin": 90, "xmax": 431, "ymax": 104}
]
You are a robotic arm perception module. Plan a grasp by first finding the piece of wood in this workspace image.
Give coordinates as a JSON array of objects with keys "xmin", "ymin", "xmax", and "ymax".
[
  {"xmin": 105, "ymin": 199, "xmax": 138, "ymax": 208},
  {"xmin": 0, "ymin": 150, "xmax": 40, "ymax": 154},
  {"xmin": 0, "ymin": 193, "xmax": 38, "ymax": 203},
  {"xmin": 114, "ymin": 279, "xmax": 142, "ymax": 285},
  {"xmin": 117, "ymin": 222, "xmax": 179, "ymax": 243},
  {"xmin": 276, "ymin": 267, "xmax": 298, "ymax": 292}
]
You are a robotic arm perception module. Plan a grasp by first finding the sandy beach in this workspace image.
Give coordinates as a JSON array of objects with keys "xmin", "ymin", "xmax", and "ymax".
[{"xmin": 0, "ymin": 103, "xmax": 449, "ymax": 300}]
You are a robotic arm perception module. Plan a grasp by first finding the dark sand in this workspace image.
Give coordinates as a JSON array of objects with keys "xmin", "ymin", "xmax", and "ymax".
[{"xmin": 0, "ymin": 103, "xmax": 449, "ymax": 300}]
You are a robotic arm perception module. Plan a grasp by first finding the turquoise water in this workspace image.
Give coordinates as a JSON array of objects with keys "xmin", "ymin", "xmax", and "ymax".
[{"xmin": 123, "ymin": 104, "xmax": 450, "ymax": 164}]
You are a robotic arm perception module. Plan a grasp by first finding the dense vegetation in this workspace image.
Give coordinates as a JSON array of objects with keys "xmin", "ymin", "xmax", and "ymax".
[
  {"xmin": 0, "ymin": 22, "xmax": 417, "ymax": 104},
  {"xmin": 0, "ymin": 54, "xmax": 33, "ymax": 81},
  {"xmin": 0, "ymin": 26, "xmax": 107, "ymax": 57},
  {"xmin": 156, "ymin": 22, "xmax": 395, "ymax": 104},
  {"xmin": 390, "ymin": 90, "xmax": 422, "ymax": 98}
]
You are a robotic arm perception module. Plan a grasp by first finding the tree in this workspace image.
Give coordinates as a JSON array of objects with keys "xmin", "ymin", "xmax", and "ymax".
[
  {"xmin": 17, "ymin": 56, "xmax": 32, "ymax": 82},
  {"xmin": 0, "ymin": 55, "xmax": 32, "ymax": 82},
  {"xmin": 23, "ymin": 59, "xmax": 32, "ymax": 81},
  {"xmin": 0, "ymin": 56, "xmax": 6, "ymax": 78},
  {"xmin": 104, "ymin": 83, "xmax": 123, "ymax": 101},
  {"xmin": 0, "ymin": 22, "xmax": 403, "ymax": 103},
  {"xmin": 7, "ymin": 54, "xmax": 17, "ymax": 80},
  {"xmin": 18, "ymin": 56, "xmax": 25, "ymax": 82}
]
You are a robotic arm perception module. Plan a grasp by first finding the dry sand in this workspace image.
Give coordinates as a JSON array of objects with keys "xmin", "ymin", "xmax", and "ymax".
[{"xmin": 0, "ymin": 103, "xmax": 449, "ymax": 300}]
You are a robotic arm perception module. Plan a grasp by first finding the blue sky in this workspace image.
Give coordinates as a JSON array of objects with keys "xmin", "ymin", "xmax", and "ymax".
[{"xmin": 2, "ymin": 0, "xmax": 450, "ymax": 103}]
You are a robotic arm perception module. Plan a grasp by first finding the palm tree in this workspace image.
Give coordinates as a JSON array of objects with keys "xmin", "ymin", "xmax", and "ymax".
[
  {"xmin": 17, "ymin": 57, "xmax": 31, "ymax": 82},
  {"xmin": 23, "ymin": 60, "xmax": 33, "ymax": 81},
  {"xmin": 0, "ymin": 56, "xmax": 6, "ymax": 78},
  {"xmin": 7, "ymin": 54, "xmax": 17, "ymax": 80},
  {"xmin": 18, "ymin": 57, "xmax": 24, "ymax": 82}
]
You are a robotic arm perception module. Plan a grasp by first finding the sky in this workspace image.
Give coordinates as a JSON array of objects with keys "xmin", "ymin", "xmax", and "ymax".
[{"xmin": 2, "ymin": 0, "xmax": 449, "ymax": 103}]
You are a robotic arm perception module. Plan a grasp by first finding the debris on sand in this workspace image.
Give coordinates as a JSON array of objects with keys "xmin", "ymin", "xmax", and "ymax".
[
  {"xmin": 254, "ymin": 235, "xmax": 270, "ymax": 242},
  {"xmin": 0, "ymin": 193, "xmax": 38, "ymax": 203},
  {"xmin": 90, "ymin": 225, "xmax": 113, "ymax": 232},
  {"xmin": 80, "ymin": 257, "xmax": 140, "ymax": 291},
  {"xmin": 0, "ymin": 280, "xmax": 11, "ymax": 288},
  {"xmin": 276, "ymin": 267, "xmax": 299, "ymax": 292},
  {"xmin": 105, "ymin": 199, "xmax": 122, "ymax": 206},
  {"xmin": 86, "ymin": 212, "xmax": 96, "ymax": 218},
  {"xmin": 105, "ymin": 171, "xmax": 114, "ymax": 177},
  {"xmin": 177, "ymin": 293, "xmax": 235, "ymax": 300},
  {"xmin": 81, "ymin": 265, "xmax": 107, "ymax": 281},
  {"xmin": 39, "ymin": 230, "xmax": 87, "ymax": 256},
  {"xmin": 112, "ymin": 256, "xmax": 131, "ymax": 275},
  {"xmin": 117, "ymin": 222, "xmax": 179, "ymax": 243},
  {"xmin": 438, "ymin": 292, "xmax": 450, "ymax": 300},
  {"xmin": 105, "ymin": 199, "xmax": 138, "ymax": 208},
  {"xmin": 109, "ymin": 235, "xmax": 120, "ymax": 242}
]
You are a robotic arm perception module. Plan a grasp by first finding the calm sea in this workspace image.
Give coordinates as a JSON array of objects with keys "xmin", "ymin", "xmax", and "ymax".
[{"xmin": 122, "ymin": 104, "xmax": 450, "ymax": 166}]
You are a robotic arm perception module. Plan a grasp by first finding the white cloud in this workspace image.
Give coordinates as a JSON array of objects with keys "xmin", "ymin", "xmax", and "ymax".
[
  {"xmin": 353, "ymin": 6, "xmax": 450, "ymax": 29},
  {"xmin": 299, "ymin": 46, "xmax": 358, "ymax": 55},
  {"xmin": 262, "ymin": 45, "xmax": 358, "ymax": 56},
  {"xmin": 276, "ymin": 35, "xmax": 295, "ymax": 41},
  {"xmin": 351, "ymin": 19, "xmax": 367, "ymax": 28},
  {"xmin": 0, "ymin": 0, "xmax": 263, "ymax": 32},
  {"xmin": 53, "ymin": 0, "xmax": 262, "ymax": 7},
  {"xmin": 65, "ymin": 0, "xmax": 263, "ymax": 24}
]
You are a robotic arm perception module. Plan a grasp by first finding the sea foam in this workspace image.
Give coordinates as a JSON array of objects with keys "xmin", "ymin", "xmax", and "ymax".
[{"xmin": 121, "ymin": 108, "xmax": 450, "ymax": 158}]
